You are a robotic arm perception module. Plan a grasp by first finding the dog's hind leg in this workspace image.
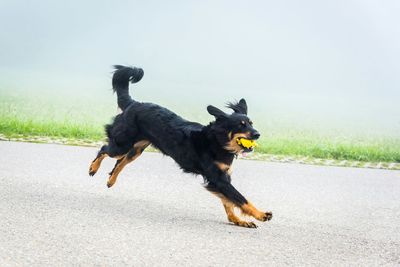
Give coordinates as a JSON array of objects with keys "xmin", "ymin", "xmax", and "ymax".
[
  {"xmin": 106, "ymin": 140, "xmax": 150, "ymax": 188},
  {"xmin": 89, "ymin": 145, "xmax": 109, "ymax": 176},
  {"xmin": 109, "ymin": 158, "xmax": 123, "ymax": 176},
  {"xmin": 89, "ymin": 144, "xmax": 129, "ymax": 176}
]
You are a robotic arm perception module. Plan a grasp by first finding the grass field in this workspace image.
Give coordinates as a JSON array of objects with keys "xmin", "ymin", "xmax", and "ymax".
[{"xmin": 1, "ymin": 89, "xmax": 399, "ymax": 163}]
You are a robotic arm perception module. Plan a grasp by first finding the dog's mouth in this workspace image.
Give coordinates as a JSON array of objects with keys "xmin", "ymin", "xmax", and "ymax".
[{"xmin": 236, "ymin": 138, "xmax": 257, "ymax": 153}]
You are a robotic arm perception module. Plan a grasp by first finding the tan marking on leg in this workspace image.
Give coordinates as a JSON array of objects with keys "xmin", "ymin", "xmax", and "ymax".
[
  {"xmin": 221, "ymin": 198, "xmax": 257, "ymax": 228},
  {"xmin": 107, "ymin": 156, "xmax": 129, "ymax": 187},
  {"xmin": 214, "ymin": 161, "xmax": 232, "ymax": 176},
  {"xmin": 240, "ymin": 202, "xmax": 272, "ymax": 222},
  {"xmin": 89, "ymin": 153, "xmax": 107, "ymax": 175},
  {"xmin": 107, "ymin": 140, "xmax": 150, "ymax": 188},
  {"xmin": 134, "ymin": 140, "xmax": 150, "ymax": 148},
  {"xmin": 113, "ymin": 155, "xmax": 126, "ymax": 160}
]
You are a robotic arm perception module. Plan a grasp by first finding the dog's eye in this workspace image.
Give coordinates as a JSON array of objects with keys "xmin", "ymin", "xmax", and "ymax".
[{"xmin": 240, "ymin": 121, "xmax": 246, "ymax": 126}]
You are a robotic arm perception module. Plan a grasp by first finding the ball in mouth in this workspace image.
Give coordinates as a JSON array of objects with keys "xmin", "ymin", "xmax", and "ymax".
[{"xmin": 236, "ymin": 138, "xmax": 257, "ymax": 152}]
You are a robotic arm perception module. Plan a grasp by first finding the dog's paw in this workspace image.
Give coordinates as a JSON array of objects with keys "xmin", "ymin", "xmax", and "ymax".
[
  {"xmin": 260, "ymin": 211, "xmax": 273, "ymax": 221},
  {"xmin": 234, "ymin": 221, "xmax": 258, "ymax": 228},
  {"xmin": 89, "ymin": 166, "xmax": 97, "ymax": 176}
]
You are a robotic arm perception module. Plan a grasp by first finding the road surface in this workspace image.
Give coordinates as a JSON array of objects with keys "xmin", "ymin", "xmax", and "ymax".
[{"xmin": 0, "ymin": 141, "xmax": 399, "ymax": 266}]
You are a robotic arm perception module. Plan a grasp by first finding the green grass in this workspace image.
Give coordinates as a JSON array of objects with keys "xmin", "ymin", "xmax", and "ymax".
[
  {"xmin": 1, "ymin": 115, "xmax": 399, "ymax": 163},
  {"xmin": 257, "ymin": 135, "xmax": 400, "ymax": 163},
  {"xmin": 1, "ymin": 88, "xmax": 399, "ymax": 163},
  {"xmin": 0, "ymin": 88, "xmax": 113, "ymax": 140},
  {"xmin": 0, "ymin": 116, "xmax": 104, "ymax": 140}
]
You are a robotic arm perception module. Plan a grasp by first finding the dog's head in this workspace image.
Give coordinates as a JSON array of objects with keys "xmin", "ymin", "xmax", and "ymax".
[{"xmin": 207, "ymin": 99, "xmax": 260, "ymax": 154}]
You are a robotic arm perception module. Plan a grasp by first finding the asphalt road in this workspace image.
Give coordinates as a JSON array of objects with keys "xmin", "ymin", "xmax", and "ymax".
[{"xmin": 0, "ymin": 141, "xmax": 399, "ymax": 266}]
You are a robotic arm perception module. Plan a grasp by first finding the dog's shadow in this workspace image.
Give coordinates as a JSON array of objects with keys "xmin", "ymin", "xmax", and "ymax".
[{"xmin": 67, "ymin": 190, "xmax": 229, "ymax": 229}]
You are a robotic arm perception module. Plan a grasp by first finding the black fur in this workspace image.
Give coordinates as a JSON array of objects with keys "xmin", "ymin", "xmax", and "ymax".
[
  {"xmin": 112, "ymin": 65, "xmax": 144, "ymax": 110},
  {"xmin": 91, "ymin": 65, "xmax": 269, "ymax": 225}
]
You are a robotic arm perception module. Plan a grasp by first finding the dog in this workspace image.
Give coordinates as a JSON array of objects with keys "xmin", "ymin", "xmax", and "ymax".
[{"xmin": 89, "ymin": 65, "xmax": 272, "ymax": 228}]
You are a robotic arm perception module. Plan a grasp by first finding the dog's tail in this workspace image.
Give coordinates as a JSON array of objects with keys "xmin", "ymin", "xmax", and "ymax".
[{"xmin": 112, "ymin": 65, "xmax": 144, "ymax": 110}]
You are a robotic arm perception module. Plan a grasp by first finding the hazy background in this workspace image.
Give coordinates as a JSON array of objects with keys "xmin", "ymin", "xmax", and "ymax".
[{"xmin": 1, "ymin": 0, "xmax": 399, "ymax": 137}]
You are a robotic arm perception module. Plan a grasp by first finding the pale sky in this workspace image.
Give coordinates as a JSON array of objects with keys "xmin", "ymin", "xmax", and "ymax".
[{"xmin": 1, "ymin": 0, "xmax": 399, "ymax": 135}]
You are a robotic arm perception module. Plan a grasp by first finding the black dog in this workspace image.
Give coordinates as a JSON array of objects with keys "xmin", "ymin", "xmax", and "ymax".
[{"xmin": 89, "ymin": 65, "xmax": 272, "ymax": 228}]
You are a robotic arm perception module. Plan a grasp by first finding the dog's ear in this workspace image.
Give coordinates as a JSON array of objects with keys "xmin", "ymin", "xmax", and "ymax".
[
  {"xmin": 226, "ymin": 98, "xmax": 248, "ymax": 115},
  {"xmin": 207, "ymin": 105, "xmax": 227, "ymax": 119}
]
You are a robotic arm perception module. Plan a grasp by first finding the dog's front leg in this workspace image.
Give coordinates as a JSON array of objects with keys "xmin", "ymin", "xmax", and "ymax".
[
  {"xmin": 220, "ymin": 197, "xmax": 257, "ymax": 228},
  {"xmin": 205, "ymin": 172, "xmax": 272, "ymax": 227}
]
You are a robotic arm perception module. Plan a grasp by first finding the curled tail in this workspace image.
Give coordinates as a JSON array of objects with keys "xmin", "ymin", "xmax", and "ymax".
[{"xmin": 112, "ymin": 65, "xmax": 144, "ymax": 110}]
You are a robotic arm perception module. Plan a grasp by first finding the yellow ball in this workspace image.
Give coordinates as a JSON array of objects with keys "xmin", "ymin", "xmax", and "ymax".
[{"xmin": 236, "ymin": 138, "xmax": 257, "ymax": 149}]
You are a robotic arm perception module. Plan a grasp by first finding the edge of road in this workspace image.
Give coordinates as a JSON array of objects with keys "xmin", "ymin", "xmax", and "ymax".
[{"xmin": 1, "ymin": 134, "xmax": 399, "ymax": 171}]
